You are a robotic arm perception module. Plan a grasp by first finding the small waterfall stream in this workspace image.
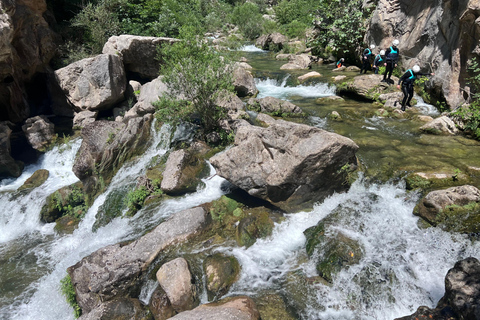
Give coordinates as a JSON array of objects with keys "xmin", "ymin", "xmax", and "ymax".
[{"xmin": 0, "ymin": 47, "xmax": 479, "ymax": 320}]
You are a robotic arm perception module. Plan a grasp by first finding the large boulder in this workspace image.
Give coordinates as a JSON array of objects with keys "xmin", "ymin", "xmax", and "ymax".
[
  {"xmin": 280, "ymin": 54, "xmax": 312, "ymax": 70},
  {"xmin": 247, "ymin": 96, "xmax": 303, "ymax": 115},
  {"xmin": 413, "ymin": 185, "xmax": 480, "ymax": 233},
  {"xmin": 169, "ymin": 296, "xmax": 261, "ymax": 320},
  {"xmin": 78, "ymin": 298, "xmax": 152, "ymax": 320},
  {"xmin": 366, "ymin": 0, "xmax": 480, "ymax": 108},
  {"xmin": 419, "ymin": 115, "xmax": 459, "ymax": 135},
  {"xmin": 255, "ymin": 33, "xmax": 288, "ymax": 51},
  {"xmin": 103, "ymin": 35, "xmax": 179, "ymax": 80},
  {"xmin": 336, "ymin": 74, "xmax": 398, "ymax": 100},
  {"xmin": 215, "ymin": 90, "xmax": 248, "ymax": 121},
  {"xmin": 72, "ymin": 115, "xmax": 153, "ymax": 196},
  {"xmin": 54, "ymin": 54, "xmax": 127, "ymax": 112},
  {"xmin": 21, "ymin": 115, "xmax": 55, "ymax": 151},
  {"xmin": 233, "ymin": 66, "xmax": 258, "ymax": 97},
  {"xmin": 68, "ymin": 206, "xmax": 208, "ymax": 314},
  {"xmin": 210, "ymin": 120, "xmax": 359, "ymax": 211},
  {"xmin": 395, "ymin": 257, "xmax": 480, "ymax": 320},
  {"xmin": 0, "ymin": 0, "xmax": 59, "ymax": 123},
  {"xmin": 0, "ymin": 121, "xmax": 23, "ymax": 178},
  {"xmin": 203, "ymin": 254, "xmax": 241, "ymax": 301},
  {"xmin": 161, "ymin": 149, "xmax": 207, "ymax": 195},
  {"xmin": 156, "ymin": 258, "xmax": 198, "ymax": 313}
]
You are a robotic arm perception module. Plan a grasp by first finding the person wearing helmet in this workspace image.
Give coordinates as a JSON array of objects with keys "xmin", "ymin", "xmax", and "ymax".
[
  {"xmin": 360, "ymin": 44, "xmax": 375, "ymax": 74},
  {"xmin": 336, "ymin": 58, "xmax": 345, "ymax": 68},
  {"xmin": 382, "ymin": 40, "xmax": 400, "ymax": 84},
  {"xmin": 373, "ymin": 50, "xmax": 385, "ymax": 74},
  {"xmin": 397, "ymin": 65, "xmax": 434, "ymax": 111}
]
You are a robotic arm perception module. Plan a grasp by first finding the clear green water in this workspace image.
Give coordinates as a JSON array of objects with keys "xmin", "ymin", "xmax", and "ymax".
[{"xmin": 240, "ymin": 48, "xmax": 480, "ymax": 184}]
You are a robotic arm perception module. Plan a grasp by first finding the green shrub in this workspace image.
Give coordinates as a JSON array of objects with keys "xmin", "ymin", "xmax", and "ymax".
[
  {"xmin": 274, "ymin": 0, "xmax": 312, "ymax": 25},
  {"xmin": 125, "ymin": 179, "xmax": 162, "ymax": 216},
  {"xmin": 60, "ymin": 275, "xmax": 81, "ymax": 318},
  {"xmin": 155, "ymin": 27, "xmax": 235, "ymax": 136},
  {"xmin": 280, "ymin": 19, "xmax": 308, "ymax": 39},
  {"xmin": 230, "ymin": 2, "xmax": 264, "ymax": 40}
]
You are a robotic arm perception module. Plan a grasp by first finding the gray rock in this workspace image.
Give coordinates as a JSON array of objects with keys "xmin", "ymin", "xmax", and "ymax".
[
  {"xmin": 255, "ymin": 33, "xmax": 288, "ymax": 50},
  {"xmin": 161, "ymin": 149, "xmax": 206, "ymax": 195},
  {"xmin": 248, "ymin": 96, "xmax": 303, "ymax": 114},
  {"xmin": 169, "ymin": 296, "xmax": 260, "ymax": 320},
  {"xmin": 233, "ymin": 66, "xmax": 258, "ymax": 97},
  {"xmin": 256, "ymin": 113, "xmax": 276, "ymax": 126},
  {"xmin": 419, "ymin": 115, "xmax": 459, "ymax": 135},
  {"xmin": 298, "ymin": 71, "xmax": 322, "ymax": 82},
  {"xmin": 149, "ymin": 286, "xmax": 176, "ymax": 320},
  {"xmin": 280, "ymin": 54, "xmax": 312, "ymax": 70},
  {"xmin": 78, "ymin": 298, "xmax": 151, "ymax": 320},
  {"xmin": 68, "ymin": 206, "xmax": 208, "ymax": 314},
  {"xmin": 73, "ymin": 110, "xmax": 97, "ymax": 129},
  {"xmin": 210, "ymin": 120, "xmax": 359, "ymax": 210},
  {"xmin": 156, "ymin": 258, "xmax": 197, "ymax": 312},
  {"xmin": 54, "ymin": 54, "xmax": 126, "ymax": 112},
  {"xmin": 103, "ymin": 35, "xmax": 179, "ymax": 80},
  {"xmin": 336, "ymin": 74, "xmax": 398, "ymax": 100},
  {"xmin": 215, "ymin": 90, "xmax": 248, "ymax": 121},
  {"xmin": 124, "ymin": 76, "xmax": 169, "ymax": 121},
  {"xmin": 22, "ymin": 115, "xmax": 55, "ymax": 151}
]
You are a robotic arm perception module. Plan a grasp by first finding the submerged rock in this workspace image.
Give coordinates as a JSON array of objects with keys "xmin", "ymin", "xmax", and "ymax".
[
  {"xmin": 210, "ymin": 120, "xmax": 359, "ymax": 211},
  {"xmin": 68, "ymin": 206, "xmax": 208, "ymax": 314},
  {"xmin": 413, "ymin": 185, "xmax": 480, "ymax": 233},
  {"xmin": 169, "ymin": 296, "xmax": 260, "ymax": 320}
]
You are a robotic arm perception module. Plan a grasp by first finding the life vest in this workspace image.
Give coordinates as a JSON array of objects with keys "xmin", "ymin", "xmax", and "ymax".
[
  {"xmin": 386, "ymin": 46, "xmax": 399, "ymax": 60},
  {"xmin": 375, "ymin": 54, "xmax": 383, "ymax": 63},
  {"xmin": 407, "ymin": 69, "xmax": 415, "ymax": 80},
  {"xmin": 337, "ymin": 60, "xmax": 342, "ymax": 67}
]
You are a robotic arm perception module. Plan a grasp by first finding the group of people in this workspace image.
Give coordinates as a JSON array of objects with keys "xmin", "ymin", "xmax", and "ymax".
[{"xmin": 337, "ymin": 39, "xmax": 434, "ymax": 111}]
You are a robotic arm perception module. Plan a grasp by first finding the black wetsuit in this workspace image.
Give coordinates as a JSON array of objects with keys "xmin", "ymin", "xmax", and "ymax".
[
  {"xmin": 398, "ymin": 69, "xmax": 431, "ymax": 111},
  {"xmin": 383, "ymin": 46, "xmax": 399, "ymax": 82},
  {"xmin": 373, "ymin": 54, "xmax": 383, "ymax": 74},
  {"xmin": 360, "ymin": 48, "xmax": 373, "ymax": 74}
]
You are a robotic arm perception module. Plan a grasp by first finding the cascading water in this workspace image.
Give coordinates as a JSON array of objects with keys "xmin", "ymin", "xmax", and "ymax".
[
  {"xmin": 1, "ymin": 47, "xmax": 479, "ymax": 320},
  {"xmin": 0, "ymin": 123, "xmax": 228, "ymax": 320}
]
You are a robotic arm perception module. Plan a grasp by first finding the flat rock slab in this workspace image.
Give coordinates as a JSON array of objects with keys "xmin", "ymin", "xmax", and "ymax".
[{"xmin": 68, "ymin": 207, "xmax": 208, "ymax": 314}]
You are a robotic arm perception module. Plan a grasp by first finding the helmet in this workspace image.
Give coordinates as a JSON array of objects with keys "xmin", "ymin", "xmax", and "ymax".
[
  {"xmin": 393, "ymin": 39, "xmax": 399, "ymax": 46},
  {"xmin": 380, "ymin": 50, "xmax": 385, "ymax": 55},
  {"xmin": 413, "ymin": 65, "xmax": 420, "ymax": 73},
  {"xmin": 370, "ymin": 44, "xmax": 376, "ymax": 49}
]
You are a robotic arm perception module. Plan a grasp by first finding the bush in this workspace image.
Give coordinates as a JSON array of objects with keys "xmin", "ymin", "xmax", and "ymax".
[
  {"xmin": 155, "ymin": 27, "xmax": 235, "ymax": 136},
  {"xmin": 60, "ymin": 275, "xmax": 81, "ymax": 318},
  {"xmin": 274, "ymin": 0, "xmax": 313, "ymax": 25},
  {"xmin": 230, "ymin": 2, "xmax": 264, "ymax": 40},
  {"xmin": 280, "ymin": 19, "xmax": 309, "ymax": 39}
]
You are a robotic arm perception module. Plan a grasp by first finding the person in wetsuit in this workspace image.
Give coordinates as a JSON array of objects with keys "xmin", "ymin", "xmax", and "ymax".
[
  {"xmin": 397, "ymin": 65, "xmax": 434, "ymax": 111},
  {"xmin": 382, "ymin": 40, "xmax": 400, "ymax": 84},
  {"xmin": 373, "ymin": 50, "xmax": 385, "ymax": 74},
  {"xmin": 336, "ymin": 58, "xmax": 345, "ymax": 68},
  {"xmin": 360, "ymin": 44, "xmax": 375, "ymax": 74}
]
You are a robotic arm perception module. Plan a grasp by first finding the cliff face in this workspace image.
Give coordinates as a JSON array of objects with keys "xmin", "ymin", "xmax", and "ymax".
[
  {"xmin": 0, "ymin": 0, "xmax": 59, "ymax": 123},
  {"xmin": 366, "ymin": 0, "xmax": 480, "ymax": 108}
]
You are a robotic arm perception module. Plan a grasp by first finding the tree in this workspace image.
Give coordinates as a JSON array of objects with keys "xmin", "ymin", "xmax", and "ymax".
[{"xmin": 154, "ymin": 27, "xmax": 235, "ymax": 136}]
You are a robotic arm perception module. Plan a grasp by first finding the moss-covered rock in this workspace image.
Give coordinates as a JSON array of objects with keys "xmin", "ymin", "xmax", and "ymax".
[
  {"xmin": 55, "ymin": 215, "xmax": 80, "ymax": 234},
  {"xmin": 149, "ymin": 285, "xmax": 176, "ymax": 320},
  {"xmin": 304, "ymin": 221, "xmax": 364, "ymax": 283},
  {"xmin": 203, "ymin": 253, "xmax": 240, "ymax": 301},
  {"xmin": 236, "ymin": 209, "xmax": 274, "ymax": 248},
  {"xmin": 93, "ymin": 185, "xmax": 131, "ymax": 231},
  {"xmin": 40, "ymin": 181, "xmax": 87, "ymax": 223},
  {"xmin": 17, "ymin": 169, "xmax": 49, "ymax": 192},
  {"xmin": 405, "ymin": 171, "xmax": 472, "ymax": 192},
  {"xmin": 254, "ymin": 292, "xmax": 297, "ymax": 320}
]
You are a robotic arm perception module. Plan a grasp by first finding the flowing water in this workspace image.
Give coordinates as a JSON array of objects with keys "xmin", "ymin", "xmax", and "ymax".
[{"xmin": 1, "ymin": 45, "xmax": 480, "ymax": 320}]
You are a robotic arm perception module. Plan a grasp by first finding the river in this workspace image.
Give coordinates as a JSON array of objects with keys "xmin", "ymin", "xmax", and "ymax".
[{"xmin": 0, "ymin": 45, "xmax": 479, "ymax": 320}]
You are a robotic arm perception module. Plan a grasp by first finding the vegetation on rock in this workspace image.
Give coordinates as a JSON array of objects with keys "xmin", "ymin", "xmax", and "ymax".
[{"xmin": 60, "ymin": 274, "xmax": 82, "ymax": 318}]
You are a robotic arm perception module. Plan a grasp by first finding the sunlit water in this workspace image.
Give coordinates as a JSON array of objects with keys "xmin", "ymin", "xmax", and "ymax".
[{"xmin": 0, "ymin": 48, "xmax": 479, "ymax": 320}]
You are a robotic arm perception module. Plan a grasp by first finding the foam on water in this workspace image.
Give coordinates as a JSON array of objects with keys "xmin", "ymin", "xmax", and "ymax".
[
  {"xmin": 255, "ymin": 77, "xmax": 336, "ymax": 100},
  {"xmin": 238, "ymin": 45, "xmax": 266, "ymax": 52}
]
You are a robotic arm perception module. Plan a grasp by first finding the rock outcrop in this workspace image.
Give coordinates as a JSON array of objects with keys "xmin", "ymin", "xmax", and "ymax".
[
  {"xmin": 54, "ymin": 54, "xmax": 126, "ymax": 112},
  {"xmin": 68, "ymin": 206, "xmax": 208, "ymax": 314},
  {"xmin": 0, "ymin": 121, "xmax": 23, "ymax": 178},
  {"xmin": 0, "ymin": 0, "xmax": 59, "ymax": 123},
  {"xmin": 72, "ymin": 115, "xmax": 153, "ymax": 196},
  {"xmin": 255, "ymin": 33, "xmax": 288, "ymax": 51},
  {"xmin": 210, "ymin": 121, "xmax": 359, "ymax": 211},
  {"xmin": 419, "ymin": 115, "xmax": 459, "ymax": 135},
  {"xmin": 247, "ymin": 96, "xmax": 303, "ymax": 115},
  {"xmin": 103, "ymin": 35, "xmax": 179, "ymax": 80},
  {"xmin": 233, "ymin": 66, "xmax": 258, "ymax": 97},
  {"xmin": 366, "ymin": 0, "xmax": 480, "ymax": 108}
]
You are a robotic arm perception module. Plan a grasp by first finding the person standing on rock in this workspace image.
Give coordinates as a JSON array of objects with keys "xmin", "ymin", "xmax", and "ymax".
[
  {"xmin": 360, "ymin": 44, "xmax": 375, "ymax": 74},
  {"xmin": 373, "ymin": 50, "xmax": 385, "ymax": 74},
  {"xmin": 382, "ymin": 40, "xmax": 400, "ymax": 84},
  {"xmin": 397, "ymin": 65, "xmax": 434, "ymax": 111}
]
